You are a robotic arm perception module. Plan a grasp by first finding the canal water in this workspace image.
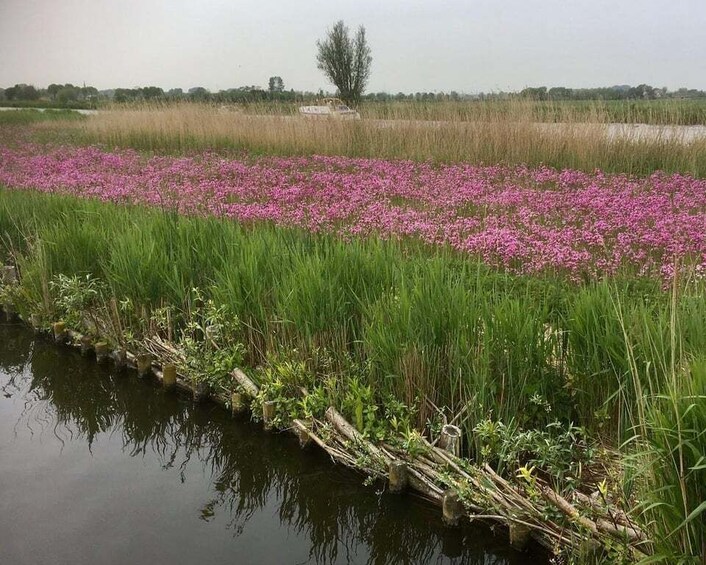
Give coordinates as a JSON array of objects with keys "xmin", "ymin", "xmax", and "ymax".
[{"xmin": 0, "ymin": 323, "xmax": 535, "ymax": 565}]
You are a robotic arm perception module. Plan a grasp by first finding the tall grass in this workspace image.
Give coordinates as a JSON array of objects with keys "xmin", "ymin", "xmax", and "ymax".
[
  {"xmin": 1, "ymin": 189, "xmax": 703, "ymax": 560},
  {"xmin": 357, "ymin": 99, "xmax": 706, "ymax": 126},
  {"xmin": 72, "ymin": 102, "xmax": 706, "ymax": 177}
]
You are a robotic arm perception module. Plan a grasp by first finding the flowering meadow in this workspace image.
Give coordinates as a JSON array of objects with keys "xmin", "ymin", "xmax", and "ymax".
[
  {"xmin": 1, "ymin": 142, "xmax": 705, "ymax": 280},
  {"xmin": 1, "ymin": 124, "xmax": 705, "ymax": 561}
]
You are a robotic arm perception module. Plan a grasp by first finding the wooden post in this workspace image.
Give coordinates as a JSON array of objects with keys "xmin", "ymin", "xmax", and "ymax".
[
  {"xmin": 292, "ymin": 419, "xmax": 312, "ymax": 448},
  {"xmin": 230, "ymin": 392, "xmax": 247, "ymax": 416},
  {"xmin": 509, "ymin": 522, "xmax": 531, "ymax": 550},
  {"xmin": 1, "ymin": 265, "xmax": 18, "ymax": 285},
  {"xmin": 94, "ymin": 342, "xmax": 109, "ymax": 364},
  {"xmin": 388, "ymin": 460, "xmax": 409, "ymax": 493},
  {"xmin": 162, "ymin": 363, "xmax": 177, "ymax": 390},
  {"xmin": 231, "ymin": 368, "xmax": 259, "ymax": 398},
  {"xmin": 53, "ymin": 322, "xmax": 68, "ymax": 344},
  {"xmin": 439, "ymin": 424, "xmax": 462, "ymax": 458},
  {"xmin": 136, "ymin": 353, "xmax": 153, "ymax": 378},
  {"xmin": 112, "ymin": 348, "xmax": 127, "ymax": 370},
  {"xmin": 80, "ymin": 335, "xmax": 93, "ymax": 356},
  {"xmin": 262, "ymin": 400, "xmax": 276, "ymax": 430},
  {"xmin": 442, "ymin": 490, "xmax": 464, "ymax": 526},
  {"xmin": 30, "ymin": 313, "xmax": 42, "ymax": 331}
]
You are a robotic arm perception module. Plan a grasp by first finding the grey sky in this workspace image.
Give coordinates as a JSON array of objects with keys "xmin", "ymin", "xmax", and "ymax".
[{"xmin": 1, "ymin": 0, "xmax": 705, "ymax": 93}]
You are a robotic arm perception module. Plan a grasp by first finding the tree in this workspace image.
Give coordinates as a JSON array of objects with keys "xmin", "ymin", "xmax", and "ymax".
[
  {"xmin": 268, "ymin": 76, "xmax": 284, "ymax": 93},
  {"xmin": 316, "ymin": 20, "xmax": 372, "ymax": 106}
]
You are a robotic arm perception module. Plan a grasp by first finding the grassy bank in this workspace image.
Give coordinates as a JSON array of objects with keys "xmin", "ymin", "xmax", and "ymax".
[
  {"xmin": 0, "ymin": 189, "xmax": 703, "ymax": 562},
  {"xmin": 0, "ymin": 108, "xmax": 87, "ymax": 126},
  {"xmin": 73, "ymin": 104, "xmax": 706, "ymax": 177}
]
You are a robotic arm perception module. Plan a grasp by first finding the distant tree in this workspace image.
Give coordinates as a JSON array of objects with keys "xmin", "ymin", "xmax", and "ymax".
[
  {"xmin": 268, "ymin": 76, "xmax": 284, "ymax": 93},
  {"xmin": 4, "ymin": 84, "xmax": 40, "ymax": 101},
  {"xmin": 167, "ymin": 88, "xmax": 183, "ymax": 98},
  {"xmin": 140, "ymin": 86, "xmax": 164, "ymax": 100},
  {"xmin": 316, "ymin": 20, "xmax": 372, "ymax": 106},
  {"xmin": 47, "ymin": 83, "xmax": 62, "ymax": 100},
  {"xmin": 628, "ymin": 84, "xmax": 656, "ymax": 100},
  {"xmin": 56, "ymin": 86, "xmax": 79, "ymax": 104},
  {"xmin": 547, "ymin": 87, "xmax": 572, "ymax": 100},
  {"xmin": 520, "ymin": 86, "xmax": 548, "ymax": 100},
  {"xmin": 188, "ymin": 87, "xmax": 210, "ymax": 101}
]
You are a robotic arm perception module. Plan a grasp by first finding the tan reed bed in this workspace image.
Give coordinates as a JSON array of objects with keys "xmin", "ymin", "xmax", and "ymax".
[{"xmin": 71, "ymin": 102, "xmax": 706, "ymax": 176}]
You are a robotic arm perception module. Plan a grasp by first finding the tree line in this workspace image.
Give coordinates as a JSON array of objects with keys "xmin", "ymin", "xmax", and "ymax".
[{"xmin": 3, "ymin": 81, "xmax": 705, "ymax": 108}]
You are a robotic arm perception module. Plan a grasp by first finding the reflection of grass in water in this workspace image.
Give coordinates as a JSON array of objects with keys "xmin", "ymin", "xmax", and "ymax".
[{"xmin": 7, "ymin": 334, "xmax": 514, "ymax": 564}]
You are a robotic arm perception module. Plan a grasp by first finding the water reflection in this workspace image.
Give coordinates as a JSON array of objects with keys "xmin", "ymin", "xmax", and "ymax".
[{"xmin": 0, "ymin": 324, "xmax": 532, "ymax": 564}]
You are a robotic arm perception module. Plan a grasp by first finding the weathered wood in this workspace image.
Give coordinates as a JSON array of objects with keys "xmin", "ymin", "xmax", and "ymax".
[
  {"xmin": 162, "ymin": 363, "xmax": 177, "ymax": 390},
  {"xmin": 53, "ymin": 322, "xmax": 68, "ymax": 343},
  {"xmin": 442, "ymin": 490, "xmax": 464, "ymax": 526},
  {"xmin": 509, "ymin": 522, "xmax": 531, "ymax": 550},
  {"xmin": 1, "ymin": 265, "xmax": 18, "ymax": 285},
  {"xmin": 30, "ymin": 313, "xmax": 42, "ymax": 331},
  {"xmin": 231, "ymin": 368, "xmax": 259, "ymax": 398},
  {"xmin": 388, "ymin": 460, "xmax": 409, "ymax": 493},
  {"xmin": 262, "ymin": 400, "xmax": 276, "ymax": 430},
  {"xmin": 94, "ymin": 341, "xmax": 110, "ymax": 363},
  {"xmin": 230, "ymin": 391, "xmax": 247, "ymax": 415},
  {"xmin": 438, "ymin": 424, "xmax": 462, "ymax": 457},
  {"xmin": 136, "ymin": 353, "xmax": 153, "ymax": 378},
  {"xmin": 324, "ymin": 406, "xmax": 388, "ymax": 464},
  {"xmin": 539, "ymin": 484, "xmax": 598, "ymax": 536},
  {"xmin": 292, "ymin": 418, "xmax": 313, "ymax": 448},
  {"xmin": 112, "ymin": 348, "xmax": 127, "ymax": 369}
]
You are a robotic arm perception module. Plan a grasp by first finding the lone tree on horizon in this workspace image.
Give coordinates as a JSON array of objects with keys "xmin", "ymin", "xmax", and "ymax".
[{"xmin": 316, "ymin": 20, "xmax": 372, "ymax": 107}]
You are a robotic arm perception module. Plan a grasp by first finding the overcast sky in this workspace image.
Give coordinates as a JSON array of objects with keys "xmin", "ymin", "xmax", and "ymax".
[{"xmin": 1, "ymin": 0, "xmax": 705, "ymax": 93}]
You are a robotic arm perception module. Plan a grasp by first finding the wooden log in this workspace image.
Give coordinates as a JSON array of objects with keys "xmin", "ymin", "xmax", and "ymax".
[
  {"xmin": 80, "ymin": 335, "xmax": 93, "ymax": 356},
  {"xmin": 94, "ymin": 342, "xmax": 109, "ymax": 364},
  {"xmin": 293, "ymin": 419, "xmax": 333, "ymax": 454},
  {"xmin": 136, "ymin": 353, "xmax": 153, "ymax": 378},
  {"xmin": 231, "ymin": 368, "xmax": 259, "ymax": 398},
  {"xmin": 162, "ymin": 363, "xmax": 177, "ymax": 390},
  {"xmin": 442, "ymin": 490, "xmax": 464, "ymax": 526},
  {"xmin": 230, "ymin": 392, "xmax": 247, "ymax": 415},
  {"xmin": 324, "ymin": 406, "xmax": 388, "ymax": 464},
  {"xmin": 509, "ymin": 522, "xmax": 531, "ymax": 550},
  {"xmin": 438, "ymin": 424, "xmax": 462, "ymax": 457},
  {"xmin": 388, "ymin": 460, "xmax": 409, "ymax": 493},
  {"xmin": 262, "ymin": 400, "xmax": 276, "ymax": 430},
  {"xmin": 292, "ymin": 418, "xmax": 313, "ymax": 448},
  {"xmin": 53, "ymin": 322, "xmax": 68, "ymax": 344},
  {"xmin": 539, "ymin": 484, "xmax": 598, "ymax": 536}
]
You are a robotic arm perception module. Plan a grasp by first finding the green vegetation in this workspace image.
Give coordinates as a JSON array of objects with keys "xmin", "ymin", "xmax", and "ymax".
[
  {"xmin": 0, "ymin": 109, "xmax": 87, "ymax": 125},
  {"xmin": 0, "ymin": 189, "xmax": 703, "ymax": 562}
]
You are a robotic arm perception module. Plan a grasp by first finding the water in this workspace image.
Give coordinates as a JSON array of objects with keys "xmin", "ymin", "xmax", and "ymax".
[{"xmin": 0, "ymin": 323, "xmax": 536, "ymax": 565}]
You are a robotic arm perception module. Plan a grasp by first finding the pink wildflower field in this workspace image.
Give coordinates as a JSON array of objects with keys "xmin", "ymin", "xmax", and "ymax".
[{"xmin": 1, "ymin": 142, "xmax": 704, "ymax": 279}]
